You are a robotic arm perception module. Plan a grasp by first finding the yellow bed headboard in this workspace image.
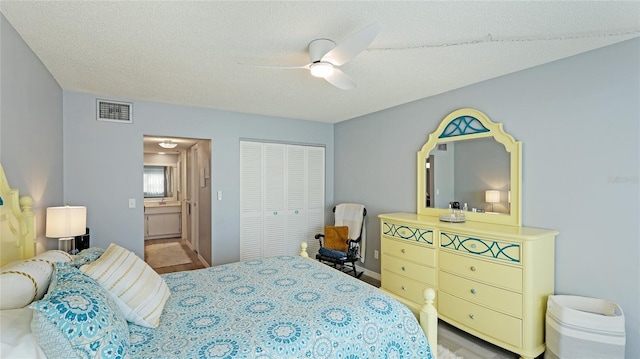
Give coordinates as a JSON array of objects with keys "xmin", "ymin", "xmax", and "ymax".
[{"xmin": 0, "ymin": 163, "xmax": 36, "ymax": 266}]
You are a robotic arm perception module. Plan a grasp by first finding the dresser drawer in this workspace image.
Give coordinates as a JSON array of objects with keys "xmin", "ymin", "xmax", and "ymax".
[
  {"xmin": 439, "ymin": 231, "xmax": 521, "ymax": 264},
  {"xmin": 383, "ymin": 254, "xmax": 435, "ymax": 284},
  {"xmin": 439, "ymin": 271, "xmax": 522, "ymax": 317},
  {"xmin": 439, "ymin": 251, "xmax": 522, "ymax": 292},
  {"xmin": 382, "ymin": 270, "xmax": 435, "ymax": 305},
  {"xmin": 382, "ymin": 220, "xmax": 434, "ymax": 245},
  {"xmin": 382, "ymin": 238, "xmax": 435, "ymax": 267},
  {"xmin": 439, "ymin": 291, "xmax": 522, "ymax": 348}
]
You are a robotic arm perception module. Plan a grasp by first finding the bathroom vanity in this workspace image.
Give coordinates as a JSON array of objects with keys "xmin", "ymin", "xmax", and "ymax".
[{"xmin": 144, "ymin": 202, "xmax": 182, "ymax": 239}]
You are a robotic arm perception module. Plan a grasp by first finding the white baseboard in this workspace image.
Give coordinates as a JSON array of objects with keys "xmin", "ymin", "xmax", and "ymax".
[
  {"xmin": 361, "ymin": 266, "xmax": 380, "ymax": 280},
  {"xmin": 182, "ymin": 238, "xmax": 209, "ymax": 268},
  {"xmin": 197, "ymin": 253, "xmax": 210, "ymax": 268}
]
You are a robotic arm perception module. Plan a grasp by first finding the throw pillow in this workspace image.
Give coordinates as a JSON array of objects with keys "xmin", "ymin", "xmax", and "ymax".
[
  {"xmin": 0, "ymin": 250, "xmax": 72, "ymax": 309},
  {"xmin": 80, "ymin": 243, "xmax": 170, "ymax": 328},
  {"xmin": 29, "ymin": 264, "xmax": 130, "ymax": 359},
  {"xmin": 324, "ymin": 226, "xmax": 349, "ymax": 252},
  {"xmin": 68, "ymin": 247, "xmax": 106, "ymax": 267}
]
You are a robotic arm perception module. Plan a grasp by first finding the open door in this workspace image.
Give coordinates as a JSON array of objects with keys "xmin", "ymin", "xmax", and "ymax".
[
  {"xmin": 190, "ymin": 141, "xmax": 212, "ymax": 266},
  {"xmin": 143, "ymin": 135, "xmax": 211, "ymax": 269}
]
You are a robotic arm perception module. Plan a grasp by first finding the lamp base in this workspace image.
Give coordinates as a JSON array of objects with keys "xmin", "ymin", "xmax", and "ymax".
[{"xmin": 58, "ymin": 237, "xmax": 75, "ymax": 253}]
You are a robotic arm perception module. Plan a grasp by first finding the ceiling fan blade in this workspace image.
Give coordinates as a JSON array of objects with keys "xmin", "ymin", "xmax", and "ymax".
[
  {"xmin": 321, "ymin": 21, "xmax": 381, "ymax": 66},
  {"xmin": 324, "ymin": 68, "xmax": 356, "ymax": 90},
  {"xmin": 239, "ymin": 62, "xmax": 311, "ymax": 70}
]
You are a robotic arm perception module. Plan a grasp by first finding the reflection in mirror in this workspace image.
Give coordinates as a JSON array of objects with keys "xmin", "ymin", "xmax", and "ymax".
[
  {"xmin": 426, "ymin": 138, "xmax": 510, "ymax": 214},
  {"xmin": 143, "ymin": 165, "xmax": 175, "ymax": 198}
]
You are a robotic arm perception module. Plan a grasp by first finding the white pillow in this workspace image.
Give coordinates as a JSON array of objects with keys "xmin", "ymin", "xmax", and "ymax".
[
  {"xmin": 0, "ymin": 307, "xmax": 48, "ymax": 359},
  {"xmin": 0, "ymin": 250, "xmax": 72, "ymax": 310},
  {"xmin": 80, "ymin": 243, "xmax": 170, "ymax": 328}
]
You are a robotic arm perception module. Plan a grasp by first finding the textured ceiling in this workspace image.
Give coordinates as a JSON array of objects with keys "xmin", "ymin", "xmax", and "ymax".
[{"xmin": 1, "ymin": 1, "xmax": 638, "ymax": 123}]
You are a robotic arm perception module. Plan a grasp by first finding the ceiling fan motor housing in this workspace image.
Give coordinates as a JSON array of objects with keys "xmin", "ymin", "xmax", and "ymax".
[{"xmin": 308, "ymin": 38, "xmax": 336, "ymax": 62}]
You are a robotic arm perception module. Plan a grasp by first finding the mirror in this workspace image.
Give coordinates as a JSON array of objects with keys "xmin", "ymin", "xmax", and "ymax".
[
  {"xmin": 143, "ymin": 165, "xmax": 175, "ymax": 199},
  {"xmin": 426, "ymin": 137, "xmax": 510, "ymax": 213},
  {"xmin": 417, "ymin": 108, "xmax": 521, "ymax": 226}
]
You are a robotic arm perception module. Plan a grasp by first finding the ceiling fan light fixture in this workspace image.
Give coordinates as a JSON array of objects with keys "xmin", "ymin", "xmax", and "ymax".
[
  {"xmin": 310, "ymin": 62, "xmax": 334, "ymax": 78},
  {"xmin": 159, "ymin": 140, "xmax": 177, "ymax": 149}
]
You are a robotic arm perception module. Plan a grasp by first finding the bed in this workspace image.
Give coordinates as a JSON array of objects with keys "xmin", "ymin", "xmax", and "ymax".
[{"xmin": 0, "ymin": 163, "xmax": 438, "ymax": 358}]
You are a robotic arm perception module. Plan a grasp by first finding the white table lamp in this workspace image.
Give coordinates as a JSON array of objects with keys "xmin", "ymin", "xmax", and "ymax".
[
  {"xmin": 485, "ymin": 190, "xmax": 500, "ymax": 212},
  {"xmin": 46, "ymin": 205, "xmax": 87, "ymax": 252}
]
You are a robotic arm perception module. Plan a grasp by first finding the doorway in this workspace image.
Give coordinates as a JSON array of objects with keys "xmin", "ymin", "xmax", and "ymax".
[{"xmin": 143, "ymin": 135, "xmax": 212, "ymax": 271}]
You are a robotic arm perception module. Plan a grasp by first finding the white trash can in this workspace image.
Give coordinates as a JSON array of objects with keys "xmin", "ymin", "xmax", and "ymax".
[{"xmin": 545, "ymin": 295, "xmax": 625, "ymax": 359}]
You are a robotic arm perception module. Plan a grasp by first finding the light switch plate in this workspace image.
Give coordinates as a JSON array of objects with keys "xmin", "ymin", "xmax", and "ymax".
[{"xmin": 128, "ymin": 198, "xmax": 136, "ymax": 208}]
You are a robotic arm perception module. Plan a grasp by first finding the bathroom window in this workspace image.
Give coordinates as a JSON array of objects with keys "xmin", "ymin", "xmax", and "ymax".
[{"xmin": 144, "ymin": 166, "xmax": 167, "ymax": 198}]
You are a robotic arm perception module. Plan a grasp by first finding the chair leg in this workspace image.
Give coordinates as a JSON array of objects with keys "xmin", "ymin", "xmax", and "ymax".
[{"xmin": 348, "ymin": 261, "xmax": 363, "ymax": 278}]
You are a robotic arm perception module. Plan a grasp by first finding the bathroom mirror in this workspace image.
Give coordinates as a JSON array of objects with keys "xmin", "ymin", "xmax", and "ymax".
[
  {"xmin": 143, "ymin": 165, "xmax": 175, "ymax": 199},
  {"xmin": 417, "ymin": 108, "xmax": 522, "ymax": 226}
]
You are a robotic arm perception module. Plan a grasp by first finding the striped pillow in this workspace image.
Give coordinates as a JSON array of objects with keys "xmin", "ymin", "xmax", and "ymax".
[{"xmin": 80, "ymin": 243, "xmax": 170, "ymax": 328}]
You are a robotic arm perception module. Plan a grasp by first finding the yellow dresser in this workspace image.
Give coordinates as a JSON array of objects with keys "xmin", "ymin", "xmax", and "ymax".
[
  {"xmin": 380, "ymin": 217, "xmax": 437, "ymax": 311},
  {"xmin": 379, "ymin": 212, "xmax": 557, "ymax": 359}
]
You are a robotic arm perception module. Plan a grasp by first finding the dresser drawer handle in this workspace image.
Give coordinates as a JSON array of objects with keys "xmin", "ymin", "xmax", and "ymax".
[
  {"xmin": 401, "ymin": 266, "xmax": 406, "ymax": 271},
  {"xmin": 401, "ymin": 286, "xmax": 406, "ymax": 291},
  {"xmin": 470, "ymin": 266, "xmax": 476, "ymax": 272},
  {"xmin": 470, "ymin": 289, "xmax": 477, "ymax": 294},
  {"xmin": 469, "ymin": 314, "xmax": 475, "ymax": 320},
  {"xmin": 401, "ymin": 249, "xmax": 406, "ymax": 254}
]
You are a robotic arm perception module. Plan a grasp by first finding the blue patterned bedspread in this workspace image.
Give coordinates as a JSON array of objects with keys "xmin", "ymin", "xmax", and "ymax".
[{"xmin": 128, "ymin": 256, "xmax": 432, "ymax": 358}]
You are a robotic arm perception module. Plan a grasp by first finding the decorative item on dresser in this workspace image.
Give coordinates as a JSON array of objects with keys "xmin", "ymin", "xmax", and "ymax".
[{"xmin": 380, "ymin": 108, "xmax": 559, "ymax": 359}]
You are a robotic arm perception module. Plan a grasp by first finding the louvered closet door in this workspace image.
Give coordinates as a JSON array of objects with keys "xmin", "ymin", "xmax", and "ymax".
[
  {"xmin": 305, "ymin": 146, "xmax": 325, "ymax": 257},
  {"xmin": 285, "ymin": 145, "xmax": 306, "ymax": 255},
  {"xmin": 263, "ymin": 143, "xmax": 286, "ymax": 257},
  {"xmin": 240, "ymin": 142, "xmax": 263, "ymax": 260},
  {"xmin": 240, "ymin": 141, "xmax": 325, "ymax": 259}
]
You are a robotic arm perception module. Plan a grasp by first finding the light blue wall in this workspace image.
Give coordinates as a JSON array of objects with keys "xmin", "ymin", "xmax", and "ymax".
[
  {"xmin": 63, "ymin": 92, "xmax": 335, "ymax": 265},
  {"xmin": 335, "ymin": 38, "xmax": 639, "ymax": 357},
  {"xmin": 0, "ymin": 14, "xmax": 64, "ymax": 252}
]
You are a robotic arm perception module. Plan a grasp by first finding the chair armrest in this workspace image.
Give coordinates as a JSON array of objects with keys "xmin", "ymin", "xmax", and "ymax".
[{"xmin": 315, "ymin": 233, "xmax": 325, "ymax": 239}]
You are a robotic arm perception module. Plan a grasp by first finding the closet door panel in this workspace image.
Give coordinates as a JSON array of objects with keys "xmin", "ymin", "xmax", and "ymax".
[
  {"xmin": 286, "ymin": 209, "xmax": 307, "ymax": 256},
  {"xmin": 306, "ymin": 146, "xmax": 325, "ymax": 211},
  {"xmin": 306, "ymin": 208, "xmax": 324, "ymax": 258},
  {"xmin": 287, "ymin": 145, "xmax": 306, "ymax": 210},
  {"xmin": 263, "ymin": 210, "xmax": 285, "ymax": 257},
  {"xmin": 240, "ymin": 141, "xmax": 263, "ymax": 212},
  {"xmin": 240, "ymin": 215, "xmax": 263, "ymax": 260},
  {"xmin": 240, "ymin": 141, "xmax": 264, "ymax": 260},
  {"xmin": 264, "ymin": 143, "xmax": 285, "ymax": 212},
  {"xmin": 285, "ymin": 145, "xmax": 307, "ymax": 255}
]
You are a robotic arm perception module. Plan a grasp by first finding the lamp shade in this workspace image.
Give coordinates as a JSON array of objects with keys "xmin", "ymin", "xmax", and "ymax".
[
  {"xmin": 46, "ymin": 206, "xmax": 86, "ymax": 238},
  {"xmin": 485, "ymin": 190, "xmax": 500, "ymax": 204}
]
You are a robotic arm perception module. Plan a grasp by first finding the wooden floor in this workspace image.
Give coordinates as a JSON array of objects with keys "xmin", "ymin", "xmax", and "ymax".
[{"xmin": 144, "ymin": 237, "xmax": 207, "ymax": 274}]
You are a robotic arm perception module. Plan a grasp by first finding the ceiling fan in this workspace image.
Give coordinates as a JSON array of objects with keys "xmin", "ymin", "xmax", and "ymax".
[{"xmin": 248, "ymin": 22, "xmax": 381, "ymax": 90}]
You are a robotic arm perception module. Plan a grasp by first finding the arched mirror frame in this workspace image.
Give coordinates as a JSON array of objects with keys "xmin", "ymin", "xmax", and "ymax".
[{"xmin": 417, "ymin": 108, "xmax": 522, "ymax": 226}]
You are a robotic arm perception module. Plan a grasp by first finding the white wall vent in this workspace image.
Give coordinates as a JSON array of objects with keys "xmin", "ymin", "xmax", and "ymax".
[
  {"xmin": 437, "ymin": 143, "xmax": 447, "ymax": 151},
  {"xmin": 96, "ymin": 99, "xmax": 132, "ymax": 123}
]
